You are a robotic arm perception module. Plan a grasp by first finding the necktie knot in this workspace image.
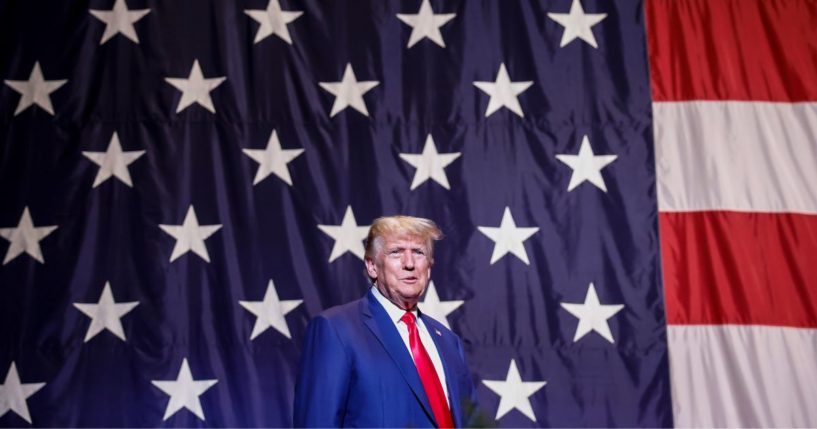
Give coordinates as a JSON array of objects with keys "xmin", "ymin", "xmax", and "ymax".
[{"xmin": 401, "ymin": 311, "xmax": 416, "ymax": 327}]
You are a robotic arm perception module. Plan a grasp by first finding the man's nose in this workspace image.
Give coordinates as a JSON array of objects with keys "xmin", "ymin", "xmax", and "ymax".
[{"xmin": 402, "ymin": 252, "xmax": 415, "ymax": 270}]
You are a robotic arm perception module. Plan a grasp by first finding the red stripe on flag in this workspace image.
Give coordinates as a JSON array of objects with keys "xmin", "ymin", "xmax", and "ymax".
[
  {"xmin": 660, "ymin": 211, "xmax": 817, "ymax": 327},
  {"xmin": 646, "ymin": 0, "xmax": 817, "ymax": 102}
]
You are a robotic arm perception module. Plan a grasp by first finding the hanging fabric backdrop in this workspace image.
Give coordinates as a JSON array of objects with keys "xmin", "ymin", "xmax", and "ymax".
[{"xmin": 0, "ymin": 0, "xmax": 815, "ymax": 427}]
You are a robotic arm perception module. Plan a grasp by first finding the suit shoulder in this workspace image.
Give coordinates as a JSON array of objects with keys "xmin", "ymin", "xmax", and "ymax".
[
  {"xmin": 301, "ymin": 298, "xmax": 365, "ymax": 352},
  {"xmin": 312, "ymin": 297, "xmax": 363, "ymax": 325}
]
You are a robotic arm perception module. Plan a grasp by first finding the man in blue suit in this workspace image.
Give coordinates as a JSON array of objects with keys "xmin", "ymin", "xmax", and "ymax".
[{"xmin": 294, "ymin": 215, "xmax": 477, "ymax": 427}]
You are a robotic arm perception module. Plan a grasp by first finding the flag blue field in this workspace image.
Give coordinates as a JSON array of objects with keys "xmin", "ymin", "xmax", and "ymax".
[{"xmin": 0, "ymin": 0, "xmax": 671, "ymax": 426}]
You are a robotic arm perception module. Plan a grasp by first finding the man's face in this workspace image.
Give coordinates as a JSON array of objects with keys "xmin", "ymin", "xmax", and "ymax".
[{"xmin": 365, "ymin": 234, "xmax": 432, "ymax": 310}]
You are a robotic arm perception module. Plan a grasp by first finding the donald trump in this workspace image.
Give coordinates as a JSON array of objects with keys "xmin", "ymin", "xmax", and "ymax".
[{"xmin": 294, "ymin": 215, "xmax": 477, "ymax": 427}]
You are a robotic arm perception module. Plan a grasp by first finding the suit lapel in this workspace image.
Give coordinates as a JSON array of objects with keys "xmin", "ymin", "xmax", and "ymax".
[
  {"xmin": 423, "ymin": 314, "xmax": 463, "ymax": 428},
  {"xmin": 360, "ymin": 293, "xmax": 436, "ymax": 424}
]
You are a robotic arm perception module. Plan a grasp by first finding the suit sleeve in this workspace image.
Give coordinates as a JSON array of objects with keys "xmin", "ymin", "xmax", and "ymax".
[
  {"xmin": 294, "ymin": 315, "xmax": 351, "ymax": 427},
  {"xmin": 455, "ymin": 336, "xmax": 481, "ymax": 428}
]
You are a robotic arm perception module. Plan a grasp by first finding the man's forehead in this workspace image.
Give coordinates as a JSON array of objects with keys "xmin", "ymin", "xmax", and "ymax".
[{"xmin": 381, "ymin": 233, "xmax": 428, "ymax": 248}]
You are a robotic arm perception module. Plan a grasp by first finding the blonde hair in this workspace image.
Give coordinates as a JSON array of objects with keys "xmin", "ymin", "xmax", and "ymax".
[{"xmin": 364, "ymin": 215, "xmax": 442, "ymax": 260}]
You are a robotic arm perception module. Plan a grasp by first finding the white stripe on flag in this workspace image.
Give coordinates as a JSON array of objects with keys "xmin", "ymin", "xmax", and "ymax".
[
  {"xmin": 668, "ymin": 325, "xmax": 817, "ymax": 428},
  {"xmin": 654, "ymin": 101, "xmax": 817, "ymax": 214}
]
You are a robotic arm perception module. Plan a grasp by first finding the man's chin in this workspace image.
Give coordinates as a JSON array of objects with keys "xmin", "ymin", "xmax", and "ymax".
[{"xmin": 398, "ymin": 291, "xmax": 425, "ymax": 307}]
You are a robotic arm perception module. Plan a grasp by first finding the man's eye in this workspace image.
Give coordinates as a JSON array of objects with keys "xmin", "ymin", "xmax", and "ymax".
[{"xmin": 413, "ymin": 249, "xmax": 425, "ymax": 255}]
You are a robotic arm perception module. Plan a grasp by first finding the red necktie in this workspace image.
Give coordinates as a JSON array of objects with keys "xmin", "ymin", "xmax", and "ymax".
[{"xmin": 401, "ymin": 311, "xmax": 455, "ymax": 428}]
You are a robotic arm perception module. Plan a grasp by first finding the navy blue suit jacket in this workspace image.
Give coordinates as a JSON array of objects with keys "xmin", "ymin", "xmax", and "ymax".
[{"xmin": 294, "ymin": 291, "xmax": 477, "ymax": 427}]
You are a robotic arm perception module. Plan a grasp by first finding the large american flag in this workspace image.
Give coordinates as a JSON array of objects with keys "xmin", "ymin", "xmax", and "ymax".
[{"xmin": 1, "ymin": 0, "xmax": 814, "ymax": 427}]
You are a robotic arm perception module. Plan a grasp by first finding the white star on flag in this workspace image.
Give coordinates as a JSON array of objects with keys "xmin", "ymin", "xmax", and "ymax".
[
  {"xmin": 561, "ymin": 282, "xmax": 624, "ymax": 343},
  {"xmin": 319, "ymin": 64, "xmax": 379, "ymax": 117},
  {"xmin": 473, "ymin": 63, "xmax": 533, "ymax": 118},
  {"xmin": 89, "ymin": 0, "xmax": 150, "ymax": 45},
  {"xmin": 164, "ymin": 60, "xmax": 226, "ymax": 114},
  {"xmin": 73, "ymin": 282, "xmax": 139, "ymax": 342},
  {"xmin": 4, "ymin": 62, "xmax": 67, "ymax": 116},
  {"xmin": 419, "ymin": 281, "xmax": 463, "ymax": 329},
  {"xmin": 151, "ymin": 358, "xmax": 217, "ymax": 421},
  {"xmin": 159, "ymin": 205, "xmax": 222, "ymax": 263},
  {"xmin": 396, "ymin": 0, "xmax": 456, "ymax": 48},
  {"xmin": 477, "ymin": 207, "xmax": 538, "ymax": 265},
  {"xmin": 555, "ymin": 135, "xmax": 617, "ymax": 192},
  {"xmin": 482, "ymin": 359, "xmax": 546, "ymax": 421},
  {"xmin": 243, "ymin": 129, "xmax": 304, "ymax": 186},
  {"xmin": 0, "ymin": 207, "xmax": 57, "ymax": 265},
  {"xmin": 239, "ymin": 279, "xmax": 303, "ymax": 340},
  {"xmin": 317, "ymin": 206, "xmax": 370, "ymax": 262},
  {"xmin": 547, "ymin": 0, "xmax": 607, "ymax": 48},
  {"xmin": 399, "ymin": 134, "xmax": 461, "ymax": 190},
  {"xmin": 0, "ymin": 362, "xmax": 45, "ymax": 424},
  {"xmin": 82, "ymin": 132, "xmax": 146, "ymax": 188},
  {"xmin": 245, "ymin": 0, "xmax": 303, "ymax": 45}
]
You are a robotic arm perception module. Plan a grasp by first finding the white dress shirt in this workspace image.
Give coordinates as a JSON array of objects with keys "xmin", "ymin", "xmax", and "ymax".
[{"xmin": 371, "ymin": 287, "xmax": 450, "ymax": 405}]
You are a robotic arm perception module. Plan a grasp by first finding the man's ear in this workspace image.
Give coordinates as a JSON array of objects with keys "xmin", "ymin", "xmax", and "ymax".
[{"xmin": 364, "ymin": 258, "xmax": 377, "ymax": 279}]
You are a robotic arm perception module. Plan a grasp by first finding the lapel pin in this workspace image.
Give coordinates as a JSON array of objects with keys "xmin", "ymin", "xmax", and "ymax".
[{"xmin": 435, "ymin": 329, "xmax": 442, "ymax": 337}]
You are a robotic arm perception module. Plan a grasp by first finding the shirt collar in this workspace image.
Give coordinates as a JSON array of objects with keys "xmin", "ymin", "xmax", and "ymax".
[{"xmin": 370, "ymin": 286, "xmax": 419, "ymax": 324}]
